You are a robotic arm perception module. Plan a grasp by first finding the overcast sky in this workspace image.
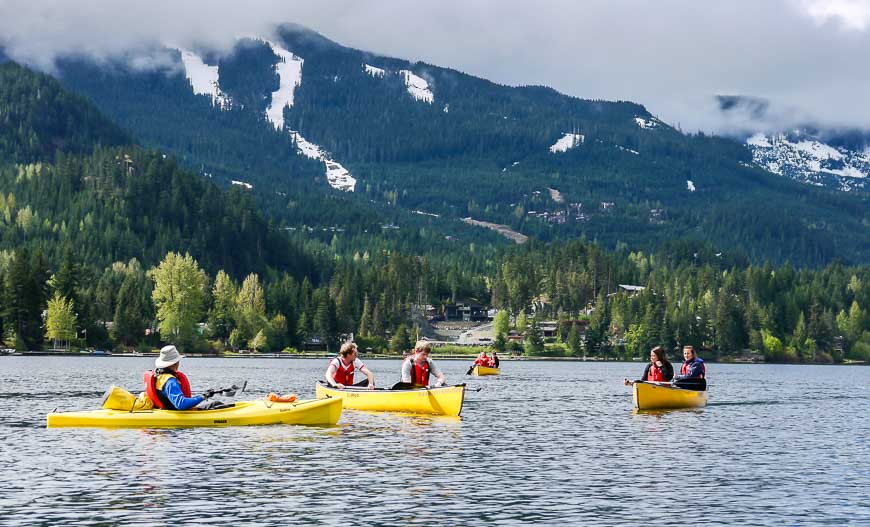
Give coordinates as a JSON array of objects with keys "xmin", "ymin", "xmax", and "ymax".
[{"xmin": 2, "ymin": 0, "xmax": 869, "ymax": 133}]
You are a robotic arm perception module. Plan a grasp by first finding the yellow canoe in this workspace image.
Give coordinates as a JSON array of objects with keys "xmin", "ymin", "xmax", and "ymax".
[
  {"xmin": 472, "ymin": 365, "xmax": 500, "ymax": 376},
  {"xmin": 633, "ymin": 381, "xmax": 708, "ymax": 410},
  {"xmin": 46, "ymin": 397, "xmax": 343, "ymax": 428},
  {"xmin": 315, "ymin": 382, "xmax": 466, "ymax": 416}
]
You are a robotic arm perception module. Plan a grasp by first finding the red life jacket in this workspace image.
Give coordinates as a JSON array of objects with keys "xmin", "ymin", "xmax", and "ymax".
[
  {"xmin": 144, "ymin": 370, "xmax": 192, "ymax": 409},
  {"xmin": 330, "ymin": 357, "xmax": 355, "ymax": 385},
  {"xmin": 646, "ymin": 363, "xmax": 664, "ymax": 382},
  {"xmin": 407, "ymin": 358, "xmax": 430, "ymax": 386},
  {"xmin": 681, "ymin": 359, "xmax": 706, "ymax": 378}
]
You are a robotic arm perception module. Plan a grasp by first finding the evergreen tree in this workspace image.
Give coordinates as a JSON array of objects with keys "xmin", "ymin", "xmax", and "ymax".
[
  {"xmin": 112, "ymin": 271, "xmax": 150, "ymax": 348},
  {"xmin": 567, "ymin": 323, "xmax": 582, "ymax": 357},
  {"xmin": 390, "ymin": 324, "xmax": 412, "ymax": 353},
  {"xmin": 208, "ymin": 270, "xmax": 237, "ymax": 344},
  {"xmin": 524, "ymin": 316, "xmax": 544, "ymax": 355}
]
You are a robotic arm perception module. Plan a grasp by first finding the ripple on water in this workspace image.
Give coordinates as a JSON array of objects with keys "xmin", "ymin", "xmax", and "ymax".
[{"xmin": 0, "ymin": 357, "xmax": 867, "ymax": 526}]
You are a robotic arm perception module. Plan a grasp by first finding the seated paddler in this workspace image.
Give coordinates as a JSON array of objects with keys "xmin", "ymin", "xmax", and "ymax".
[
  {"xmin": 144, "ymin": 345, "xmax": 214, "ymax": 410},
  {"xmin": 401, "ymin": 340, "xmax": 446, "ymax": 388},
  {"xmin": 325, "ymin": 341, "xmax": 375, "ymax": 389},
  {"xmin": 473, "ymin": 350, "xmax": 490, "ymax": 367},
  {"xmin": 673, "ymin": 345, "xmax": 707, "ymax": 391},
  {"xmin": 624, "ymin": 346, "xmax": 674, "ymax": 386}
]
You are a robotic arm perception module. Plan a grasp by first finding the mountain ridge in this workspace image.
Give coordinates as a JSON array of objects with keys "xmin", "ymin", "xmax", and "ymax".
[{"xmin": 5, "ymin": 26, "xmax": 866, "ymax": 266}]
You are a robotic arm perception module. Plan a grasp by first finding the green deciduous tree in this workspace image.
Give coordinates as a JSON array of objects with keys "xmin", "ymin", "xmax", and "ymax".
[
  {"xmin": 45, "ymin": 293, "xmax": 77, "ymax": 349},
  {"xmin": 149, "ymin": 252, "xmax": 207, "ymax": 346}
]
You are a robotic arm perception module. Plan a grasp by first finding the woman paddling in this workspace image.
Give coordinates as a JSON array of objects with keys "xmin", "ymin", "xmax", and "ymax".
[{"xmin": 623, "ymin": 346, "xmax": 674, "ymax": 386}]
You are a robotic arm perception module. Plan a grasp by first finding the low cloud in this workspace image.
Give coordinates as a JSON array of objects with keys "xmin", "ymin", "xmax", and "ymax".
[{"xmin": 2, "ymin": 0, "xmax": 869, "ymax": 134}]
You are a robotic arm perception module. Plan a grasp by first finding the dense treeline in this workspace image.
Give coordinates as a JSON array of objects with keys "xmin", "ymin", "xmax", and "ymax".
[
  {"xmin": 3, "ymin": 235, "xmax": 868, "ymax": 365},
  {"xmin": 489, "ymin": 240, "xmax": 870, "ymax": 362},
  {"xmin": 0, "ymin": 62, "xmax": 129, "ymax": 162},
  {"xmin": 0, "ymin": 149, "xmax": 318, "ymax": 278}
]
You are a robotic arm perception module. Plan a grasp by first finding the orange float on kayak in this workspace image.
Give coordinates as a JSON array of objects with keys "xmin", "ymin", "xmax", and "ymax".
[{"xmin": 267, "ymin": 393, "xmax": 298, "ymax": 402}]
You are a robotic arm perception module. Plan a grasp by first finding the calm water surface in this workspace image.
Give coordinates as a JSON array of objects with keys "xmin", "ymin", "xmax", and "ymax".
[{"xmin": 0, "ymin": 357, "xmax": 867, "ymax": 526}]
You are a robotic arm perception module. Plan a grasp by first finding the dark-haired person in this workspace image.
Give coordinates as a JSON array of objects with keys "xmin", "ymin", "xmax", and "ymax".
[
  {"xmin": 325, "ymin": 341, "xmax": 375, "ymax": 389},
  {"xmin": 400, "ymin": 340, "xmax": 446, "ymax": 388},
  {"xmin": 624, "ymin": 346, "xmax": 674, "ymax": 386},
  {"xmin": 144, "ymin": 345, "xmax": 215, "ymax": 410},
  {"xmin": 673, "ymin": 345, "xmax": 707, "ymax": 390}
]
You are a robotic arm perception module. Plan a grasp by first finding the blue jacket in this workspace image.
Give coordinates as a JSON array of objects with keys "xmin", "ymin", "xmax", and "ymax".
[
  {"xmin": 161, "ymin": 377, "xmax": 204, "ymax": 410},
  {"xmin": 675, "ymin": 357, "xmax": 706, "ymax": 380}
]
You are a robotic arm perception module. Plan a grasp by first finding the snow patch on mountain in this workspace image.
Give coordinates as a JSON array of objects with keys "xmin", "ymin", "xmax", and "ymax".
[
  {"xmin": 549, "ymin": 133, "xmax": 585, "ymax": 153},
  {"xmin": 634, "ymin": 117, "xmax": 658, "ymax": 129},
  {"xmin": 178, "ymin": 50, "xmax": 231, "ymax": 109},
  {"xmin": 616, "ymin": 145, "xmax": 639, "ymax": 155},
  {"xmin": 399, "ymin": 70, "xmax": 434, "ymax": 103},
  {"xmin": 264, "ymin": 41, "xmax": 304, "ymax": 130},
  {"xmin": 289, "ymin": 131, "xmax": 356, "ymax": 192},
  {"xmin": 364, "ymin": 64, "xmax": 385, "ymax": 77},
  {"xmin": 747, "ymin": 132, "xmax": 868, "ymax": 192}
]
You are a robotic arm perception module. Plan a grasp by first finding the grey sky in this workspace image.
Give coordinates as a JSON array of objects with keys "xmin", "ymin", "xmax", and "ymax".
[{"xmin": 2, "ymin": 0, "xmax": 869, "ymax": 133}]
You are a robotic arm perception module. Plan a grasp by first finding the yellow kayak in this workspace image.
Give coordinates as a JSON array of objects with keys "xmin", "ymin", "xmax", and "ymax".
[
  {"xmin": 46, "ymin": 397, "xmax": 343, "ymax": 428},
  {"xmin": 472, "ymin": 365, "xmax": 500, "ymax": 376},
  {"xmin": 632, "ymin": 381, "xmax": 708, "ymax": 410},
  {"xmin": 315, "ymin": 382, "xmax": 466, "ymax": 416}
]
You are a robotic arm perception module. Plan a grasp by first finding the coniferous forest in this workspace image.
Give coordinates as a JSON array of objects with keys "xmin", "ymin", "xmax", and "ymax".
[{"xmin": 0, "ymin": 59, "xmax": 868, "ymax": 363}]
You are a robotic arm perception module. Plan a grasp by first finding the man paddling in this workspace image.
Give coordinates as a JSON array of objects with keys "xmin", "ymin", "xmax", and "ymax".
[
  {"xmin": 144, "ymin": 345, "xmax": 217, "ymax": 410},
  {"xmin": 401, "ymin": 340, "xmax": 446, "ymax": 388},
  {"xmin": 674, "ymin": 345, "xmax": 707, "ymax": 390},
  {"xmin": 325, "ymin": 341, "xmax": 376, "ymax": 389}
]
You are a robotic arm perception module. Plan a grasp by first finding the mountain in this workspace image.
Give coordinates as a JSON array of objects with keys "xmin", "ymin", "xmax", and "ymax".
[
  {"xmin": 747, "ymin": 131, "xmax": 868, "ymax": 192},
  {"xmin": 0, "ymin": 62, "xmax": 317, "ymax": 279},
  {"xmin": 716, "ymin": 95, "xmax": 869, "ymax": 192},
  {"xmin": 25, "ymin": 25, "xmax": 869, "ymax": 266}
]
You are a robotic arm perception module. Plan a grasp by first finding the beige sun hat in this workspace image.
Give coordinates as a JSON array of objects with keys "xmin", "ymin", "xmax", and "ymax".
[{"xmin": 155, "ymin": 345, "xmax": 184, "ymax": 368}]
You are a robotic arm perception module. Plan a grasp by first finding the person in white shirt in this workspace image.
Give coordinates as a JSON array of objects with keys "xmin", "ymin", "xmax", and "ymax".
[
  {"xmin": 400, "ymin": 340, "xmax": 446, "ymax": 388},
  {"xmin": 325, "ymin": 341, "xmax": 375, "ymax": 389}
]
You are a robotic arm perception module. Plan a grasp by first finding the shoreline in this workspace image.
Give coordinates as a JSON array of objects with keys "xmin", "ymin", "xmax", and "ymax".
[{"xmin": 1, "ymin": 349, "xmax": 865, "ymax": 365}]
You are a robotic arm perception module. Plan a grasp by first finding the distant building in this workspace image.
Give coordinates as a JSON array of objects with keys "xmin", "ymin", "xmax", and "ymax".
[
  {"xmin": 608, "ymin": 284, "xmax": 645, "ymax": 298},
  {"xmin": 443, "ymin": 302, "xmax": 490, "ymax": 322}
]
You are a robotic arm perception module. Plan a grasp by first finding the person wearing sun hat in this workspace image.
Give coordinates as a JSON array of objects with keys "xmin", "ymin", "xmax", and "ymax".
[{"xmin": 143, "ymin": 345, "xmax": 211, "ymax": 410}]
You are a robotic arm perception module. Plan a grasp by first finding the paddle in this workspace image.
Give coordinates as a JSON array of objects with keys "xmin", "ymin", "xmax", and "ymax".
[
  {"xmin": 204, "ymin": 380, "xmax": 247, "ymax": 399},
  {"xmin": 465, "ymin": 364, "xmax": 475, "ymax": 375}
]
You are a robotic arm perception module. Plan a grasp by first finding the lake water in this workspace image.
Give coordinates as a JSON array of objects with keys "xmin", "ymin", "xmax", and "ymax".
[{"xmin": 0, "ymin": 357, "xmax": 867, "ymax": 526}]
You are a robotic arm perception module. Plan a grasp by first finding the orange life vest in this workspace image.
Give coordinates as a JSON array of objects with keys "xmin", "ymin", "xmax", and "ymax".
[{"xmin": 144, "ymin": 370, "xmax": 192, "ymax": 409}]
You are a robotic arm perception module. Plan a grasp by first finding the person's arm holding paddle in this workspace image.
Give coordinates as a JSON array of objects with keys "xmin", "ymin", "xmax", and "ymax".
[{"xmin": 624, "ymin": 363, "xmax": 652, "ymax": 386}]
